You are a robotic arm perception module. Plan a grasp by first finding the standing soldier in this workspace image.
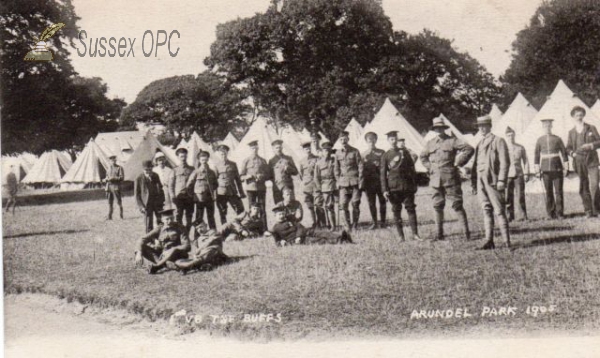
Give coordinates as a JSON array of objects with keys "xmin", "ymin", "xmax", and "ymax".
[
  {"xmin": 362, "ymin": 132, "xmax": 387, "ymax": 229},
  {"xmin": 105, "ymin": 155, "xmax": 124, "ymax": 220},
  {"xmin": 534, "ymin": 118, "xmax": 569, "ymax": 219},
  {"xmin": 420, "ymin": 117, "xmax": 474, "ymax": 241},
  {"xmin": 4, "ymin": 165, "xmax": 18, "ymax": 215},
  {"xmin": 314, "ymin": 141, "xmax": 337, "ymax": 230},
  {"xmin": 134, "ymin": 160, "xmax": 165, "ymax": 233},
  {"xmin": 186, "ymin": 151, "xmax": 218, "ymax": 230},
  {"xmin": 505, "ymin": 127, "xmax": 530, "ymax": 221},
  {"xmin": 239, "ymin": 140, "xmax": 270, "ymax": 226},
  {"xmin": 153, "ymin": 152, "xmax": 173, "ymax": 209},
  {"xmin": 169, "ymin": 148, "xmax": 195, "ymax": 230},
  {"xmin": 268, "ymin": 139, "xmax": 299, "ymax": 204},
  {"xmin": 334, "ymin": 131, "xmax": 363, "ymax": 230},
  {"xmin": 381, "ymin": 131, "xmax": 421, "ymax": 241},
  {"xmin": 566, "ymin": 106, "xmax": 600, "ymax": 218},
  {"xmin": 298, "ymin": 141, "xmax": 320, "ymax": 227},
  {"xmin": 471, "ymin": 115, "xmax": 510, "ymax": 250},
  {"xmin": 215, "ymin": 144, "xmax": 246, "ymax": 224}
]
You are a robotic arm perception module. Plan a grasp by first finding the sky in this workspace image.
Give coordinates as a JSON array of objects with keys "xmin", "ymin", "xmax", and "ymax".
[{"xmin": 70, "ymin": 0, "xmax": 543, "ymax": 103}]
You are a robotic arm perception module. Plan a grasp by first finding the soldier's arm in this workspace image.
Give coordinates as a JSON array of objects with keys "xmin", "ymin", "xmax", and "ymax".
[
  {"xmin": 497, "ymin": 138, "xmax": 510, "ymax": 183},
  {"xmin": 357, "ymin": 150, "xmax": 364, "ymax": 189},
  {"xmin": 137, "ymin": 226, "xmax": 161, "ymax": 252},
  {"xmin": 186, "ymin": 170, "xmax": 197, "ymax": 192},
  {"xmin": 334, "ymin": 153, "xmax": 340, "ymax": 182},
  {"xmin": 470, "ymin": 148, "xmax": 478, "ymax": 189},
  {"xmin": 407, "ymin": 148, "xmax": 418, "ymax": 163},
  {"xmin": 314, "ymin": 164, "xmax": 321, "ymax": 191},
  {"xmin": 233, "ymin": 163, "xmax": 246, "ymax": 197},
  {"xmin": 168, "ymin": 168, "xmax": 176, "ymax": 199},
  {"xmin": 117, "ymin": 166, "xmax": 124, "ymax": 182},
  {"xmin": 239, "ymin": 158, "xmax": 249, "ymax": 181},
  {"xmin": 590, "ymin": 125, "xmax": 600, "ymax": 150},
  {"xmin": 454, "ymin": 139, "xmax": 475, "ymax": 167},
  {"xmin": 419, "ymin": 145, "xmax": 431, "ymax": 171},
  {"xmin": 298, "ymin": 161, "xmax": 305, "ymax": 181},
  {"xmin": 380, "ymin": 154, "xmax": 389, "ymax": 193},
  {"xmin": 521, "ymin": 147, "xmax": 530, "ymax": 175},
  {"xmin": 534, "ymin": 140, "xmax": 541, "ymax": 165},
  {"xmin": 177, "ymin": 228, "xmax": 191, "ymax": 252},
  {"xmin": 209, "ymin": 168, "xmax": 218, "ymax": 195},
  {"xmin": 558, "ymin": 138, "xmax": 569, "ymax": 164},
  {"xmin": 288, "ymin": 157, "xmax": 299, "ymax": 176},
  {"xmin": 295, "ymin": 201, "xmax": 304, "ymax": 222},
  {"xmin": 134, "ymin": 176, "xmax": 145, "ymax": 211},
  {"xmin": 566, "ymin": 130, "xmax": 574, "ymax": 156}
]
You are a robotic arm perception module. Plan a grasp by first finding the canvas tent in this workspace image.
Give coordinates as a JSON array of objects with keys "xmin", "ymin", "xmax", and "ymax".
[
  {"xmin": 334, "ymin": 118, "xmax": 364, "ymax": 149},
  {"xmin": 423, "ymin": 113, "xmax": 466, "ymax": 143},
  {"xmin": 299, "ymin": 128, "xmax": 329, "ymax": 155},
  {"xmin": 177, "ymin": 132, "xmax": 215, "ymax": 167},
  {"xmin": 222, "ymin": 132, "xmax": 240, "ymax": 152},
  {"xmin": 60, "ymin": 139, "xmax": 110, "ymax": 190},
  {"xmin": 358, "ymin": 98, "xmax": 426, "ymax": 172},
  {"xmin": 95, "ymin": 131, "xmax": 144, "ymax": 164},
  {"xmin": 22, "ymin": 150, "xmax": 72, "ymax": 186},
  {"xmin": 523, "ymin": 80, "xmax": 600, "ymax": 193},
  {"xmin": 492, "ymin": 93, "xmax": 538, "ymax": 138},
  {"xmin": 591, "ymin": 99, "xmax": 600, "ymax": 119},
  {"xmin": 123, "ymin": 132, "xmax": 180, "ymax": 181},
  {"xmin": 488, "ymin": 104, "xmax": 503, "ymax": 123}
]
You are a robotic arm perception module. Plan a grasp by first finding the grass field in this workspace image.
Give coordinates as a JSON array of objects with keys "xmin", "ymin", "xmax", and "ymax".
[{"xmin": 3, "ymin": 184, "xmax": 600, "ymax": 340}]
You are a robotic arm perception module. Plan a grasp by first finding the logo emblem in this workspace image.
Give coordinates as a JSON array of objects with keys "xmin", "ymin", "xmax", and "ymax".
[{"xmin": 24, "ymin": 23, "xmax": 65, "ymax": 61}]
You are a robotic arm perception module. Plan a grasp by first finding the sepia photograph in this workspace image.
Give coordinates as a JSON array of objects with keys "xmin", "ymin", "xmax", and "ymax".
[{"xmin": 1, "ymin": 0, "xmax": 600, "ymax": 356}]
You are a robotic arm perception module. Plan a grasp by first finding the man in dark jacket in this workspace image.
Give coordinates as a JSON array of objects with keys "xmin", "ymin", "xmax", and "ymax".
[
  {"xmin": 362, "ymin": 132, "xmax": 387, "ymax": 229},
  {"xmin": 105, "ymin": 155, "xmax": 124, "ymax": 220},
  {"xmin": 186, "ymin": 151, "xmax": 218, "ymax": 230},
  {"xmin": 215, "ymin": 144, "xmax": 246, "ymax": 224},
  {"xmin": 169, "ymin": 148, "xmax": 195, "ymax": 230},
  {"xmin": 268, "ymin": 139, "xmax": 299, "ymax": 204},
  {"xmin": 381, "ymin": 131, "xmax": 421, "ymax": 241},
  {"xmin": 566, "ymin": 106, "xmax": 600, "ymax": 217},
  {"xmin": 134, "ymin": 160, "xmax": 165, "ymax": 232}
]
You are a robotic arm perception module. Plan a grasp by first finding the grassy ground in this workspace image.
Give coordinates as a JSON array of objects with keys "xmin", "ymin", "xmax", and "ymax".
[{"xmin": 3, "ymin": 184, "xmax": 600, "ymax": 340}]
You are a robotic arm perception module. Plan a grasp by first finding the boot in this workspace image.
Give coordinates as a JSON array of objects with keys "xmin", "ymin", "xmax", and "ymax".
[
  {"xmin": 368, "ymin": 202, "xmax": 378, "ymax": 229},
  {"xmin": 457, "ymin": 208, "xmax": 471, "ymax": 240},
  {"xmin": 119, "ymin": 206, "xmax": 124, "ymax": 219},
  {"xmin": 395, "ymin": 221, "xmax": 405, "ymax": 241},
  {"xmin": 309, "ymin": 209, "xmax": 318, "ymax": 228},
  {"xmin": 479, "ymin": 211, "xmax": 495, "ymax": 250},
  {"xmin": 343, "ymin": 209, "xmax": 352, "ymax": 231},
  {"xmin": 316, "ymin": 208, "xmax": 327, "ymax": 228},
  {"xmin": 408, "ymin": 212, "xmax": 422, "ymax": 241},
  {"xmin": 433, "ymin": 211, "xmax": 444, "ymax": 241},
  {"xmin": 380, "ymin": 207, "xmax": 387, "ymax": 228},
  {"xmin": 351, "ymin": 207, "xmax": 360, "ymax": 229},
  {"xmin": 327, "ymin": 209, "xmax": 337, "ymax": 231},
  {"xmin": 497, "ymin": 214, "xmax": 511, "ymax": 248},
  {"xmin": 106, "ymin": 205, "xmax": 113, "ymax": 220}
]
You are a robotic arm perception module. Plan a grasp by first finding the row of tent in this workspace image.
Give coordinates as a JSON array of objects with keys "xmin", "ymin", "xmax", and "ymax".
[{"xmin": 4, "ymin": 79, "xmax": 600, "ymax": 192}]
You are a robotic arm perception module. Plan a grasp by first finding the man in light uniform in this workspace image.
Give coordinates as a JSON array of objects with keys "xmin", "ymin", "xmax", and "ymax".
[
  {"xmin": 504, "ymin": 126, "xmax": 530, "ymax": 221},
  {"xmin": 334, "ymin": 131, "xmax": 363, "ymax": 230},
  {"xmin": 471, "ymin": 115, "xmax": 510, "ymax": 250},
  {"xmin": 420, "ymin": 117, "xmax": 474, "ymax": 241},
  {"xmin": 314, "ymin": 141, "xmax": 337, "ymax": 230},
  {"xmin": 268, "ymin": 139, "xmax": 298, "ymax": 204},
  {"xmin": 239, "ymin": 140, "xmax": 270, "ymax": 226},
  {"xmin": 214, "ymin": 144, "xmax": 246, "ymax": 224},
  {"xmin": 298, "ymin": 141, "xmax": 320, "ymax": 227}
]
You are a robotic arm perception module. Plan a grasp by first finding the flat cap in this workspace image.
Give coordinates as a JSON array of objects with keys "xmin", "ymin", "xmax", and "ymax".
[
  {"xmin": 217, "ymin": 144, "xmax": 230, "ymax": 152},
  {"xmin": 271, "ymin": 139, "xmax": 283, "ymax": 146},
  {"xmin": 142, "ymin": 160, "xmax": 154, "ymax": 169},
  {"xmin": 248, "ymin": 140, "xmax": 259, "ymax": 147},
  {"xmin": 175, "ymin": 147, "xmax": 188, "ymax": 155},
  {"xmin": 320, "ymin": 141, "xmax": 333, "ymax": 149}
]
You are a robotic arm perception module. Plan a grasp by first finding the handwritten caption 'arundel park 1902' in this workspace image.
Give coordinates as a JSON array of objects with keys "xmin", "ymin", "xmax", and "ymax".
[{"xmin": 410, "ymin": 305, "xmax": 558, "ymax": 320}]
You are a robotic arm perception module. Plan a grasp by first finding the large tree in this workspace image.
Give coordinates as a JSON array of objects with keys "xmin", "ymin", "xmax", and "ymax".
[
  {"xmin": 120, "ymin": 72, "xmax": 250, "ymax": 141},
  {"xmin": 1, "ymin": 0, "xmax": 124, "ymax": 155},
  {"xmin": 205, "ymin": 0, "xmax": 499, "ymax": 138},
  {"xmin": 501, "ymin": 0, "xmax": 600, "ymax": 108}
]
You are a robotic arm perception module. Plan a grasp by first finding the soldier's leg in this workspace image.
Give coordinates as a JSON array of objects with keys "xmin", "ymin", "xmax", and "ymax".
[
  {"xmin": 589, "ymin": 166, "xmax": 600, "ymax": 216},
  {"xmin": 140, "ymin": 245, "xmax": 161, "ymax": 264},
  {"xmin": 216, "ymin": 195, "xmax": 228, "ymax": 225},
  {"xmin": 184, "ymin": 198, "xmax": 195, "ymax": 229},
  {"xmin": 115, "ymin": 190, "xmax": 123, "ymax": 219},
  {"xmin": 195, "ymin": 201, "xmax": 206, "ymax": 225},
  {"xmin": 107, "ymin": 192, "xmax": 114, "ymax": 219},
  {"xmin": 258, "ymin": 190, "xmax": 268, "ymax": 228},
  {"xmin": 339, "ymin": 187, "xmax": 352, "ymax": 230},
  {"xmin": 150, "ymin": 249, "xmax": 189, "ymax": 273},
  {"xmin": 554, "ymin": 172, "xmax": 564, "ymax": 218},
  {"xmin": 431, "ymin": 187, "xmax": 446, "ymax": 241},
  {"xmin": 175, "ymin": 247, "xmax": 227, "ymax": 271},
  {"xmin": 145, "ymin": 207, "xmax": 154, "ymax": 233},
  {"xmin": 477, "ymin": 176, "xmax": 495, "ymax": 248},
  {"xmin": 304, "ymin": 229, "xmax": 352, "ymax": 245},
  {"xmin": 229, "ymin": 195, "xmax": 245, "ymax": 215},
  {"xmin": 448, "ymin": 184, "xmax": 470, "ymax": 240},
  {"xmin": 366, "ymin": 190, "xmax": 378, "ymax": 227},
  {"xmin": 403, "ymin": 192, "xmax": 420, "ymax": 240},
  {"xmin": 515, "ymin": 175, "xmax": 527, "ymax": 220},
  {"xmin": 506, "ymin": 177, "xmax": 516, "ymax": 222},
  {"xmin": 577, "ymin": 164, "xmax": 593, "ymax": 215},
  {"xmin": 485, "ymin": 179, "xmax": 510, "ymax": 247},
  {"xmin": 325, "ymin": 192, "xmax": 336, "ymax": 230},
  {"xmin": 247, "ymin": 191, "xmax": 257, "ymax": 206},
  {"xmin": 272, "ymin": 186, "xmax": 283, "ymax": 204},
  {"xmin": 304, "ymin": 192, "xmax": 317, "ymax": 228},
  {"xmin": 351, "ymin": 186, "xmax": 361, "ymax": 228},
  {"xmin": 206, "ymin": 200, "xmax": 217, "ymax": 230},
  {"xmin": 389, "ymin": 191, "xmax": 405, "ymax": 240},
  {"xmin": 313, "ymin": 191, "xmax": 326, "ymax": 228},
  {"xmin": 542, "ymin": 173, "xmax": 556, "ymax": 218},
  {"xmin": 377, "ymin": 189, "xmax": 387, "ymax": 225}
]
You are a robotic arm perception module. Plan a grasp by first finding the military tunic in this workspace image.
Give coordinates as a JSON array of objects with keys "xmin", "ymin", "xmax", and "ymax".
[
  {"xmin": 138, "ymin": 223, "xmax": 191, "ymax": 264},
  {"xmin": 534, "ymin": 134, "xmax": 568, "ymax": 218},
  {"xmin": 299, "ymin": 153, "xmax": 320, "ymax": 214},
  {"xmin": 268, "ymin": 154, "xmax": 298, "ymax": 204},
  {"xmin": 381, "ymin": 147, "xmax": 418, "ymax": 233},
  {"xmin": 566, "ymin": 123, "xmax": 600, "ymax": 216},
  {"xmin": 106, "ymin": 164, "xmax": 124, "ymax": 218},
  {"xmin": 169, "ymin": 164, "xmax": 195, "ymax": 227},
  {"xmin": 334, "ymin": 145, "xmax": 363, "ymax": 228},
  {"xmin": 239, "ymin": 154, "xmax": 270, "ymax": 226},
  {"xmin": 506, "ymin": 142, "xmax": 529, "ymax": 221},
  {"xmin": 314, "ymin": 155, "xmax": 337, "ymax": 210},
  {"xmin": 361, "ymin": 148, "xmax": 386, "ymax": 226},
  {"xmin": 214, "ymin": 160, "xmax": 245, "ymax": 224},
  {"xmin": 187, "ymin": 164, "xmax": 218, "ymax": 229}
]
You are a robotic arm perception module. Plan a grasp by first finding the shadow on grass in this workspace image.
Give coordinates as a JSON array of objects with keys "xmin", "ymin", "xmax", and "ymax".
[
  {"xmin": 4, "ymin": 229, "xmax": 90, "ymax": 239},
  {"xmin": 517, "ymin": 233, "xmax": 600, "ymax": 249},
  {"xmin": 508, "ymin": 225, "xmax": 573, "ymax": 235}
]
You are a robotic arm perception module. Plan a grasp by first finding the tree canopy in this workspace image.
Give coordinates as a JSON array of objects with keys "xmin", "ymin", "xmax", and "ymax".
[
  {"xmin": 120, "ymin": 72, "xmax": 250, "ymax": 141},
  {"xmin": 501, "ymin": 0, "xmax": 600, "ymax": 108},
  {"xmin": 1, "ymin": 0, "xmax": 125, "ymax": 155}
]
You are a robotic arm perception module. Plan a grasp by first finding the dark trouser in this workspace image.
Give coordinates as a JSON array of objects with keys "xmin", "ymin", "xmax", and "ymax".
[
  {"xmin": 365, "ymin": 189, "xmax": 386, "ymax": 225},
  {"xmin": 315, "ymin": 191, "xmax": 336, "ymax": 229},
  {"xmin": 247, "ymin": 190, "xmax": 267, "ymax": 227},
  {"xmin": 144, "ymin": 202, "xmax": 161, "ymax": 233},
  {"xmin": 389, "ymin": 190, "xmax": 417, "ymax": 239},
  {"xmin": 5, "ymin": 193, "xmax": 17, "ymax": 213},
  {"xmin": 506, "ymin": 175, "xmax": 527, "ymax": 221},
  {"xmin": 195, "ymin": 200, "xmax": 216, "ymax": 230},
  {"xmin": 174, "ymin": 246, "xmax": 228, "ymax": 270},
  {"xmin": 339, "ymin": 185, "xmax": 361, "ymax": 229},
  {"xmin": 573, "ymin": 161, "xmax": 600, "ymax": 216},
  {"xmin": 107, "ymin": 188, "xmax": 122, "ymax": 218},
  {"xmin": 432, "ymin": 184, "xmax": 469, "ymax": 240},
  {"xmin": 216, "ymin": 195, "xmax": 245, "ymax": 224},
  {"xmin": 173, "ymin": 196, "xmax": 194, "ymax": 229},
  {"xmin": 141, "ymin": 245, "xmax": 189, "ymax": 270},
  {"xmin": 273, "ymin": 184, "xmax": 294, "ymax": 204},
  {"xmin": 542, "ymin": 171, "xmax": 564, "ymax": 218},
  {"xmin": 303, "ymin": 191, "xmax": 319, "ymax": 227}
]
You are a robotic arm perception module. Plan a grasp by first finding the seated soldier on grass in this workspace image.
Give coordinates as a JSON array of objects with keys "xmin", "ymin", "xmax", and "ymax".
[
  {"xmin": 267, "ymin": 203, "xmax": 353, "ymax": 247},
  {"xmin": 169, "ymin": 221, "xmax": 229, "ymax": 275},
  {"xmin": 217, "ymin": 202, "xmax": 267, "ymax": 241},
  {"xmin": 281, "ymin": 186, "xmax": 303, "ymax": 223},
  {"xmin": 135, "ymin": 209, "xmax": 191, "ymax": 275}
]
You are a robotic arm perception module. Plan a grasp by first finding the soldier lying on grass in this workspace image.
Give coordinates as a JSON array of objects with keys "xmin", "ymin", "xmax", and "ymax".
[
  {"xmin": 169, "ymin": 221, "xmax": 229, "ymax": 275},
  {"xmin": 135, "ymin": 209, "xmax": 191, "ymax": 275},
  {"xmin": 218, "ymin": 202, "xmax": 266, "ymax": 241},
  {"xmin": 266, "ymin": 203, "xmax": 353, "ymax": 247}
]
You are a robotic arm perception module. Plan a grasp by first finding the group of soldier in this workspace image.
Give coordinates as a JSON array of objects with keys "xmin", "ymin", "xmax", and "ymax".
[{"xmin": 98, "ymin": 104, "xmax": 600, "ymax": 273}]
